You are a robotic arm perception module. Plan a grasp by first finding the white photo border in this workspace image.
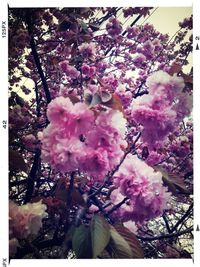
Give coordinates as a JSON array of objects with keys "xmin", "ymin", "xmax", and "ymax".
[{"xmin": 1, "ymin": 1, "xmax": 199, "ymax": 266}]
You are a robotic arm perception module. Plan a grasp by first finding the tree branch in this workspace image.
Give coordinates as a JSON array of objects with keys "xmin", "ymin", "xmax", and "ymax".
[
  {"xmin": 137, "ymin": 226, "xmax": 193, "ymax": 241},
  {"xmin": 24, "ymin": 149, "xmax": 41, "ymax": 203},
  {"xmin": 170, "ymin": 203, "xmax": 193, "ymax": 233},
  {"xmin": 26, "ymin": 11, "xmax": 51, "ymax": 104},
  {"xmin": 106, "ymin": 197, "xmax": 128, "ymax": 215},
  {"xmin": 35, "ymin": 81, "xmax": 41, "ymax": 117}
]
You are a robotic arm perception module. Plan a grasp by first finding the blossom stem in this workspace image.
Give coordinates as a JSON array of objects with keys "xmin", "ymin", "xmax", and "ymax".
[{"xmin": 106, "ymin": 197, "xmax": 128, "ymax": 214}]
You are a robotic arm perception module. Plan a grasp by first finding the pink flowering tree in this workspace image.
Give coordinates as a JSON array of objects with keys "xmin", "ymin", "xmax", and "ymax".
[{"xmin": 9, "ymin": 7, "xmax": 193, "ymax": 259}]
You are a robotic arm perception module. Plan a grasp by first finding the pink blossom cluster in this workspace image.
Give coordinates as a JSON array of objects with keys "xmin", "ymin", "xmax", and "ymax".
[
  {"xmin": 179, "ymin": 15, "xmax": 193, "ymax": 29},
  {"xmin": 145, "ymin": 150, "xmax": 165, "ymax": 166},
  {"xmin": 59, "ymin": 60, "xmax": 80, "ymax": 79},
  {"xmin": 123, "ymin": 7, "xmax": 141, "ymax": 17},
  {"xmin": 9, "ymin": 200, "xmax": 47, "ymax": 256},
  {"xmin": 132, "ymin": 53, "xmax": 146, "ymax": 68},
  {"xmin": 81, "ymin": 64, "xmax": 96, "ymax": 77},
  {"xmin": 102, "ymin": 74, "xmax": 119, "ymax": 91},
  {"xmin": 9, "ymin": 105, "xmax": 32, "ymax": 129},
  {"xmin": 9, "ymin": 200, "xmax": 47, "ymax": 239},
  {"xmin": 39, "ymin": 96, "xmax": 127, "ymax": 179},
  {"xmin": 131, "ymin": 70, "xmax": 192, "ymax": 148},
  {"xmin": 123, "ymin": 7, "xmax": 153, "ymax": 18},
  {"xmin": 13, "ymin": 29, "xmax": 30, "ymax": 50},
  {"xmin": 106, "ymin": 17, "xmax": 122, "ymax": 37},
  {"xmin": 170, "ymin": 135, "xmax": 191, "ymax": 158},
  {"xmin": 79, "ymin": 42, "xmax": 96, "ymax": 58},
  {"xmin": 22, "ymin": 134, "xmax": 37, "ymax": 150},
  {"xmin": 127, "ymin": 26, "xmax": 140, "ymax": 39},
  {"xmin": 111, "ymin": 154, "xmax": 171, "ymax": 223},
  {"xmin": 162, "ymin": 131, "xmax": 193, "ymax": 174},
  {"xmin": 115, "ymin": 84, "xmax": 133, "ymax": 108}
]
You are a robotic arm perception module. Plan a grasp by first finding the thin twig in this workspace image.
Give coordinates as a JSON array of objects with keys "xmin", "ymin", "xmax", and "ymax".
[{"xmin": 137, "ymin": 226, "xmax": 193, "ymax": 241}]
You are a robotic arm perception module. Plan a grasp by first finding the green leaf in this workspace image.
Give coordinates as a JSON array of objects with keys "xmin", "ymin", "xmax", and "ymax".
[
  {"xmin": 66, "ymin": 225, "xmax": 76, "ymax": 241},
  {"xmin": 9, "ymin": 149, "xmax": 28, "ymax": 173},
  {"xmin": 90, "ymin": 214, "xmax": 111, "ymax": 258},
  {"xmin": 80, "ymin": 21, "xmax": 89, "ymax": 33},
  {"xmin": 114, "ymin": 224, "xmax": 144, "ymax": 258},
  {"xmin": 98, "ymin": 249, "xmax": 111, "ymax": 259},
  {"xmin": 154, "ymin": 166, "xmax": 189, "ymax": 195},
  {"xmin": 107, "ymin": 226, "xmax": 133, "ymax": 258},
  {"xmin": 72, "ymin": 225, "xmax": 92, "ymax": 258}
]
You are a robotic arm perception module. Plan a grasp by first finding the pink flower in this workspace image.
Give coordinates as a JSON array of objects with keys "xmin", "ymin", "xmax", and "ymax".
[
  {"xmin": 59, "ymin": 60, "xmax": 68, "ymax": 72},
  {"xmin": 145, "ymin": 150, "xmax": 165, "ymax": 166},
  {"xmin": 112, "ymin": 154, "xmax": 171, "ymax": 223},
  {"xmin": 9, "ymin": 200, "xmax": 47, "ymax": 239},
  {"xmin": 22, "ymin": 134, "xmax": 36, "ymax": 149},
  {"xmin": 132, "ymin": 105, "xmax": 176, "ymax": 147},
  {"xmin": 81, "ymin": 64, "xmax": 90, "ymax": 75},
  {"xmin": 59, "ymin": 61, "xmax": 79, "ymax": 79},
  {"xmin": 106, "ymin": 17, "xmax": 122, "ymax": 37},
  {"xmin": 131, "ymin": 70, "xmax": 190, "ymax": 148},
  {"xmin": 82, "ymin": 64, "xmax": 96, "ymax": 77},
  {"xmin": 80, "ymin": 148, "xmax": 110, "ymax": 179},
  {"xmin": 143, "ymin": 40, "xmax": 155, "ymax": 51},
  {"xmin": 174, "ymin": 91, "xmax": 192, "ymax": 122},
  {"xmin": 47, "ymin": 96, "xmax": 74, "ymax": 125},
  {"xmin": 72, "ymin": 102, "xmax": 95, "ymax": 136},
  {"xmin": 102, "ymin": 74, "xmax": 118, "ymax": 90},
  {"xmin": 132, "ymin": 53, "xmax": 146, "ymax": 68},
  {"xmin": 96, "ymin": 109, "xmax": 127, "ymax": 138},
  {"xmin": 79, "ymin": 42, "xmax": 96, "ymax": 57},
  {"xmin": 127, "ymin": 26, "xmax": 140, "ymax": 38},
  {"xmin": 86, "ymin": 127, "xmax": 115, "ymax": 149},
  {"xmin": 53, "ymin": 137, "xmax": 86, "ymax": 172},
  {"xmin": 40, "ymin": 97, "xmax": 127, "ymax": 179},
  {"xmin": 146, "ymin": 70, "xmax": 184, "ymax": 98}
]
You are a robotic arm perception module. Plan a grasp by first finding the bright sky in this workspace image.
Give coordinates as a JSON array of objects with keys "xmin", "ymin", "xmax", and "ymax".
[
  {"xmin": 140, "ymin": 7, "xmax": 193, "ymax": 72},
  {"xmin": 141, "ymin": 7, "xmax": 192, "ymax": 35}
]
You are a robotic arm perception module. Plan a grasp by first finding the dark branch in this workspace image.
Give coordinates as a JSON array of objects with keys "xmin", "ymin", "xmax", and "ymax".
[
  {"xmin": 106, "ymin": 197, "xmax": 128, "ymax": 215},
  {"xmin": 122, "ymin": 14, "xmax": 143, "ymax": 36},
  {"xmin": 137, "ymin": 226, "xmax": 193, "ymax": 241},
  {"xmin": 35, "ymin": 81, "xmax": 41, "ymax": 117},
  {"xmin": 26, "ymin": 11, "xmax": 51, "ymax": 104},
  {"xmin": 170, "ymin": 203, "xmax": 193, "ymax": 233},
  {"xmin": 24, "ymin": 149, "xmax": 41, "ymax": 203}
]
